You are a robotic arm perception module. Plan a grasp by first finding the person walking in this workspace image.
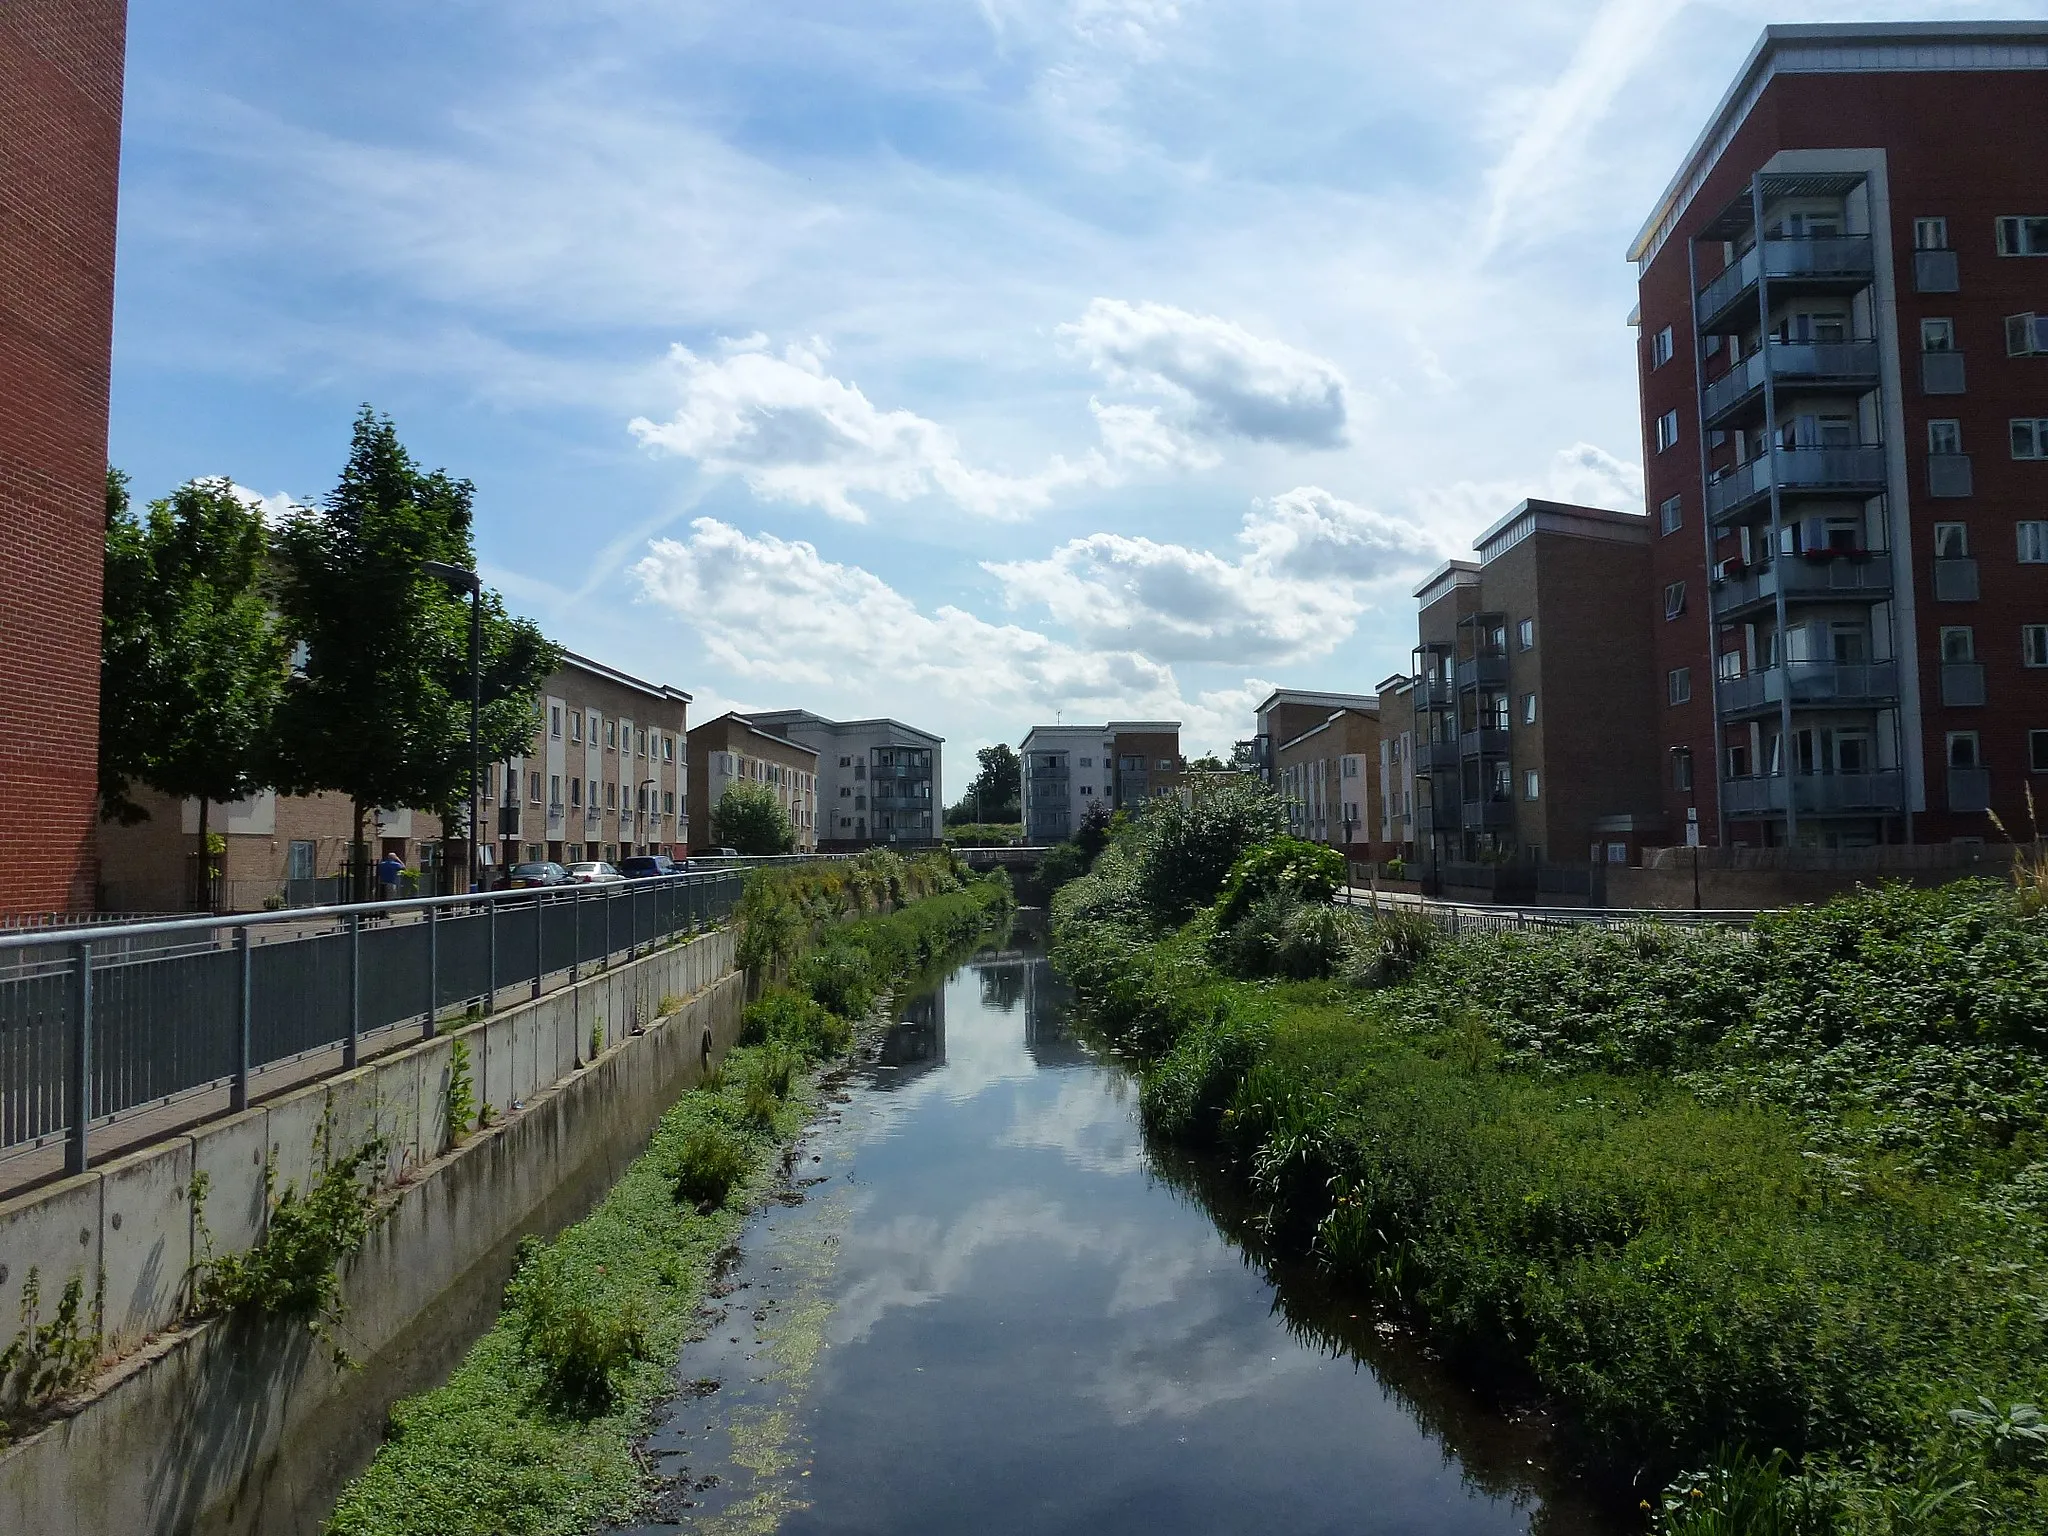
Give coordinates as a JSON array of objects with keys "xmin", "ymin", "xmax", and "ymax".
[{"xmin": 376, "ymin": 850, "xmax": 403, "ymax": 902}]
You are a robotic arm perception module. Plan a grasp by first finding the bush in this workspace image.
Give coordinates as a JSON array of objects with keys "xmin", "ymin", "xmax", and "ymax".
[
  {"xmin": 1340, "ymin": 907, "xmax": 1439, "ymax": 988},
  {"xmin": 672, "ymin": 1123, "xmax": 751, "ymax": 1210},
  {"xmin": 1212, "ymin": 837, "xmax": 1347, "ymax": 932},
  {"xmin": 797, "ymin": 940, "xmax": 878, "ymax": 1020},
  {"xmin": 742, "ymin": 987, "xmax": 852, "ymax": 1058},
  {"xmin": 506, "ymin": 1239, "xmax": 650, "ymax": 1414}
]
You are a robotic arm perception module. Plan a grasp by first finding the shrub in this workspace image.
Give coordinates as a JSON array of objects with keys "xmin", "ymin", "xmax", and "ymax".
[
  {"xmin": 506, "ymin": 1239, "xmax": 649, "ymax": 1413},
  {"xmin": 1212, "ymin": 837, "xmax": 1347, "ymax": 932},
  {"xmin": 672, "ymin": 1123, "xmax": 751, "ymax": 1210},
  {"xmin": 0, "ymin": 1270, "xmax": 99, "ymax": 1426},
  {"xmin": 742, "ymin": 987, "xmax": 851, "ymax": 1058},
  {"xmin": 1275, "ymin": 901, "xmax": 1355, "ymax": 980},
  {"xmin": 798, "ymin": 940, "xmax": 878, "ymax": 1020},
  {"xmin": 1340, "ymin": 907, "xmax": 1439, "ymax": 988}
]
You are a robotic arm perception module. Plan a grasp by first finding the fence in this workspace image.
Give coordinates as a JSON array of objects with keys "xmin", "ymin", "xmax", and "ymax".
[
  {"xmin": 1336, "ymin": 887, "xmax": 1757, "ymax": 935},
  {"xmin": 0, "ymin": 869, "xmax": 750, "ymax": 1176}
]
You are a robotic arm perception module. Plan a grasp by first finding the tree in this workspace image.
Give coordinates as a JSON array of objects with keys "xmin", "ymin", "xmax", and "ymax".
[
  {"xmin": 967, "ymin": 743, "xmax": 1021, "ymax": 820},
  {"xmin": 99, "ymin": 474, "xmax": 291, "ymax": 902},
  {"xmin": 1229, "ymin": 739, "xmax": 1259, "ymax": 771},
  {"xmin": 1188, "ymin": 753, "xmax": 1227, "ymax": 771},
  {"xmin": 711, "ymin": 783, "xmax": 795, "ymax": 855},
  {"xmin": 273, "ymin": 408, "xmax": 558, "ymax": 894},
  {"xmin": 1074, "ymin": 800, "xmax": 1114, "ymax": 859}
]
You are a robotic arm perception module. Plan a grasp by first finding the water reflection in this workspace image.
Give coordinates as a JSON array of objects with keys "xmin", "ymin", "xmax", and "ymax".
[{"xmin": 618, "ymin": 924, "xmax": 1617, "ymax": 1536}]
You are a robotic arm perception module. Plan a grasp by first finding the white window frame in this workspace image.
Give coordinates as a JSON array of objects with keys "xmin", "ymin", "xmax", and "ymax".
[
  {"xmin": 1914, "ymin": 217, "xmax": 1949, "ymax": 251},
  {"xmin": 1523, "ymin": 769, "xmax": 1540, "ymax": 801},
  {"xmin": 1996, "ymin": 215, "xmax": 2048, "ymax": 256},
  {"xmin": 2020, "ymin": 522, "xmax": 2048, "ymax": 564},
  {"xmin": 1940, "ymin": 626, "xmax": 1975, "ymax": 663},
  {"xmin": 1947, "ymin": 730, "xmax": 1982, "ymax": 768},
  {"xmin": 2025, "ymin": 625, "xmax": 2048, "ymax": 669},
  {"xmin": 1651, "ymin": 326, "xmax": 1674, "ymax": 368},
  {"xmin": 1667, "ymin": 667, "xmax": 1692, "ymax": 706},
  {"xmin": 1658, "ymin": 494, "xmax": 1683, "ymax": 536},
  {"xmin": 1521, "ymin": 692, "xmax": 1537, "ymax": 725},
  {"xmin": 1517, "ymin": 618, "xmax": 1534, "ymax": 651},
  {"xmin": 1655, "ymin": 409, "xmax": 1680, "ymax": 453},
  {"xmin": 1929, "ymin": 419, "xmax": 1963, "ymax": 455},
  {"xmin": 1921, "ymin": 317, "xmax": 1956, "ymax": 351},
  {"xmin": 2015, "ymin": 420, "xmax": 2048, "ymax": 460},
  {"xmin": 2031, "ymin": 728, "xmax": 2048, "ymax": 774},
  {"xmin": 1663, "ymin": 580, "xmax": 1687, "ymax": 620},
  {"xmin": 1935, "ymin": 521, "xmax": 1970, "ymax": 558}
]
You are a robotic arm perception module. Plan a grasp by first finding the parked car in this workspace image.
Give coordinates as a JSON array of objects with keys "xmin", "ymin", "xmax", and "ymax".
[
  {"xmin": 505, "ymin": 860, "xmax": 571, "ymax": 889},
  {"xmin": 566, "ymin": 861, "xmax": 624, "ymax": 885},
  {"xmin": 618, "ymin": 854, "xmax": 680, "ymax": 880}
]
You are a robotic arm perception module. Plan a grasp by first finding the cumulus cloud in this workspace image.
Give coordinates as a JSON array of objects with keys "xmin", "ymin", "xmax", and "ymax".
[
  {"xmin": 221, "ymin": 480, "xmax": 302, "ymax": 528},
  {"xmin": 1059, "ymin": 298, "xmax": 1352, "ymax": 449},
  {"xmin": 629, "ymin": 338, "xmax": 1109, "ymax": 522},
  {"xmin": 984, "ymin": 485, "xmax": 1441, "ymax": 664}
]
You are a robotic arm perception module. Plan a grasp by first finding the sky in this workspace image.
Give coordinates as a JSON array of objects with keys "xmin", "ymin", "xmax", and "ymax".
[{"xmin": 107, "ymin": 0, "xmax": 2044, "ymax": 798}]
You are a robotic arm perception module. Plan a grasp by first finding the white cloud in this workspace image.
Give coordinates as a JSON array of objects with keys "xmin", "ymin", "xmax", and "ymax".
[
  {"xmin": 1060, "ymin": 298, "xmax": 1352, "ymax": 448},
  {"xmin": 223, "ymin": 480, "xmax": 301, "ymax": 528},
  {"xmin": 628, "ymin": 339, "xmax": 1110, "ymax": 522},
  {"xmin": 985, "ymin": 485, "xmax": 1441, "ymax": 664}
]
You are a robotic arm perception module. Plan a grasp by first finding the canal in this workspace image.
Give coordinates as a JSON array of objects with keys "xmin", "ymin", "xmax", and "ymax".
[{"xmin": 613, "ymin": 920, "xmax": 1616, "ymax": 1535}]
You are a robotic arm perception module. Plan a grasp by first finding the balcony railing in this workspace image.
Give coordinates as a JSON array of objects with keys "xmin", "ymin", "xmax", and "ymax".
[
  {"xmin": 1695, "ymin": 235, "xmax": 1876, "ymax": 328},
  {"xmin": 1927, "ymin": 454, "xmax": 1973, "ymax": 498},
  {"xmin": 1913, "ymin": 248, "xmax": 1959, "ymax": 294},
  {"xmin": 1933, "ymin": 557, "xmax": 1980, "ymax": 602},
  {"xmin": 1460, "ymin": 727, "xmax": 1510, "ymax": 757},
  {"xmin": 1417, "ymin": 739, "xmax": 1460, "ymax": 774},
  {"xmin": 1706, "ymin": 444, "xmax": 1887, "ymax": 522},
  {"xmin": 1717, "ymin": 659, "xmax": 1899, "ymax": 716},
  {"xmin": 1411, "ymin": 677, "xmax": 1457, "ymax": 711},
  {"xmin": 1460, "ymin": 800, "xmax": 1514, "ymax": 830},
  {"xmin": 1710, "ymin": 554, "xmax": 1892, "ymax": 616},
  {"xmin": 1948, "ymin": 766, "xmax": 1991, "ymax": 813},
  {"xmin": 1721, "ymin": 771, "xmax": 1904, "ymax": 816},
  {"xmin": 1941, "ymin": 661, "xmax": 1986, "ymax": 707},
  {"xmin": 1455, "ymin": 654, "xmax": 1509, "ymax": 690},
  {"xmin": 1701, "ymin": 338, "xmax": 1880, "ymax": 425},
  {"xmin": 1921, "ymin": 351, "xmax": 1966, "ymax": 395}
]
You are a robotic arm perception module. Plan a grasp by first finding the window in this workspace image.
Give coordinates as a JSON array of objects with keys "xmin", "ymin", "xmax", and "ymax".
[
  {"xmin": 637, "ymin": 729, "xmax": 647, "ymax": 757},
  {"xmin": 1655, "ymin": 409, "xmax": 1680, "ymax": 452},
  {"xmin": 1929, "ymin": 419, "xmax": 1962, "ymax": 455},
  {"xmin": 2015, "ymin": 420, "xmax": 2048, "ymax": 459},
  {"xmin": 1671, "ymin": 747, "xmax": 1694, "ymax": 792},
  {"xmin": 548, "ymin": 774, "xmax": 561, "ymax": 806},
  {"xmin": 1948, "ymin": 731, "xmax": 1981, "ymax": 768},
  {"xmin": 1995, "ymin": 216, "xmax": 2048, "ymax": 256},
  {"xmin": 1658, "ymin": 494, "xmax": 1683, "ymax": 536},
  {"xmin": 2026, "ymin": 626, "xmax": 2048, "ymax": 668},
  {"xmin": 2032, "ymin": 730, "xmax": 2048, "ymax": 773},
  {"xmin": 1521, "ymin": 693, "xmax": 1537, "ymax": 725},
  {"xmin": 1524, "ymin": 769, "xmax": 1541, "ymax": 801},
  {"xmin": 1941, "ymin": 626, "xmax": 1975, "ymax": 663},
  {"xmin": 590, "ymin": 778, "xmax": 599, "ymax": 809},
  {"xmin": 1914, "ymin": 217, "xmax": 1949, "ymax": 251},
  {"xmin": 528, "ymin": 771, "xmax": 541, "ymax": 803},
  {"xmin": 1920, "ymin": 318, "xmax": 1955, "ymax": 351},
  {"xmin": 1717, "ymin": 649, "xmax": 1744, "ymax": 681},
  {"xmin": 664, "ymin": 791, "xmax": 676, "ymax": 815},
  {"xmin": 605, "ymin": 720, "xmax": 617, "ymax": 749},
  {"xmin": 1651, "ymin": 325, "xmax": 1674, "ymax": 368},
  {"xmin": 606, "ymin": 782, "xmax": 617, "ymax": 809},
  {"xmin": 570, "ymin": 778, "xmax": 581, "ymax": 807},
  {"xmin": 1517, "ymin": 618, "xmax": 1534, "ymax": 651},
  {"xmin": 2007, "ymin": 314, "xmax": 2048, "ymax": 356},
  {"xmin": 839, "ymin": 755, "xmax": 851, "ymax": 768},
  {"xmin": 1727, "ymin": 741, "xmax": 1751, "ymax": 779},
  {"xmin": 2021, "ymin": 523, "xmax": 2048, "ymax": 563},
  {"xmin": 1667, "ymin": 667, "xmax": 1692, "ymax": 705},
  {"xmin": 1079, "ymin": 756, "xmax": 1092, "ymax": 767},
  {"xmin": 569, "ymin": 712, "xmax": 582, "ymax": 745},
  {"xmin": 1663, "ymin": 580, "xmax": 1687, "ymax": 620},
  {"xmin": 1935, "ymin": 522, "xmax": 1970, "ymax": 558},
  {"xmin": 1079, "ymin": 785, "xmax": 1093, "ymax": 796}
]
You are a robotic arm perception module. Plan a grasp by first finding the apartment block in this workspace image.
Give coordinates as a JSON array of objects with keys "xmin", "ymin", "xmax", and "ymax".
[
  {"xmin": 1019, "ymin": 721, "xmax": 1183, "ymax": 844},
  {"xmin": 1272, "ymin": 703, "xmax": 1380, "ymax": 857},
  {"xmin": 1631, "ymin": 21, "xmax": 2048, "ymax": 848},
  {"xmin": 491, "ymin": 653, "xmax": 691, "ymax": 868},
  {"xmin": 1248, "ymin": 690, "xmax": 1377, "ymax": 787},
  {"xmin": 1, "ymin": 2, "xmax": 127, "ymax": 916},
  {"xmin": 1374, "ymin": 674, "xmax": 1418, "ymax": 861},
  {"xmin": 748, "ymin": 710, "xmax": 942, "ymax": 850},
  {"xmin": 1406, "ymin": 501, "xmax": 1664, "ymax": 876},
  {"xmin": 687, "ymin": 714, "xmax": 820, "ymax": 852}
]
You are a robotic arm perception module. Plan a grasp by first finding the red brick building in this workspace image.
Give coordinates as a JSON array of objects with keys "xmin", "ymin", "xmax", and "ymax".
[
  {"xmin": 1, "ymin": 2, "xmax": 128, "ymax": 915},
  {"xmin": 1631, "ymin": 21, "xmax": 2048, "ymax": 849}
]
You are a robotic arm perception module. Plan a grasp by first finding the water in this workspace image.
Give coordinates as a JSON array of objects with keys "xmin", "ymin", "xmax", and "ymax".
[{"xmin": 617, "ymin": 923, "xmax": 1616, "ymax": 1535}]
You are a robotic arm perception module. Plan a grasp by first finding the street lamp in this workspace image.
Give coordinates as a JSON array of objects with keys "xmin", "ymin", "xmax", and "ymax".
[
  {"xmin": 638, "ymin": 776, "xmax": 660, "ymax": 856},
  {"xmin": 1668, "ymin": 745, "xmax": 1701, "ymax": 910},
  {"xmin": 423, "ymin": 560, "xmax": 483, "ymax": 895}
]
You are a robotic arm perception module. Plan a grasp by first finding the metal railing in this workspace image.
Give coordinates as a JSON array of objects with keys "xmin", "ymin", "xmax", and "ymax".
[
  {"xmin": 1710, "ymin": 554, "xmax": 1892, "ymax": 617},
  {"xmin": 1706, "ymin": 444, "xmax": 1887, "ymax": 521},
  {"xmin": 1694, "ymin": 235, "xmax": 1875, "ymax": 328},
  {"xmin": 1717, "ymin": 659, "xmax": 1898, "ymax": 716},
  {"xmin": 1338, "ymin": 887, "xmax": 1757, "ymax": 933},
  {"xmin": 1701, "ymin": 338, "xmax": 1879, "ymax": 424},
  {"xmin": 0, "ymin": 868, "xmax": 754, "ymax": 1176}
]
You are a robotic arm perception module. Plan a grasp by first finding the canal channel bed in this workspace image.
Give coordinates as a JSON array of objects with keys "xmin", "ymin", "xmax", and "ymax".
[{"xmin": 608, "ymin": 928, "xmax": 1620, "ymax": 1536}]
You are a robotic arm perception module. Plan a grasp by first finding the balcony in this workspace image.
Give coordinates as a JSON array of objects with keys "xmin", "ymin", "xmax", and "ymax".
[
  {"xmin": 1423, "ymin": 796, "xmax": 1459, "ymax": 832},
  {"xmin": 1700, "ymin": 339, "xmax": 1880, "ymax": 428},
  {"xmin": 1927, "ymin": 454, "xmax": 1973, "ymax": 498},
  {"xmin": 1710, "ymin": 554, "xmax": 1892, "ymax": 618},
  {"xmin": 1460, "ymin": 727, "xmax": 1510, "ymax": 758},
  {"xmin": 1706, "ymin": 444, "xmax": 1887, "ymax": 523},
  {"xmin": 1913, "ymin": 248, "xmax": 1959, "ymax": 293},
  {"xmin": 1948, "ymin": 766, "xmax": 1991, "ymax": 813},
  {"xmin": 1721, "ymin": 771, "xmax": 1904, "ymax": 817},
  {"xmin": 1412, "ymin": 677, "xmax": 1457, "ymax": 712},
  {"xmin": 1941, "ymin": 661, "xmax": 1986, "ymax": 707},
  {"xmin": 1455, "ymin": 655, "xmax": 1508, "ymax": 690},
  {"xmin": 1695, "ymin": 235, "xmax": 1875, "ymax": 331},
  {"xmin": 1933, "ymin": 557, "xmax": 1980, "ymax": 602},
  {"xmin": 1717, "ymin": 659, "xmax": 1898, "ymax": 717},
  {"xmin": 1417, "ymin": 739, "xmax": 1460, "ymax": 775},
  {"xmin": 1921, "ymin": 352, "xmax": 1967, "ymax": 395},
  {"xmin": 1461, "ymin": 800, "xmax": 1514, "ymax": 830}
]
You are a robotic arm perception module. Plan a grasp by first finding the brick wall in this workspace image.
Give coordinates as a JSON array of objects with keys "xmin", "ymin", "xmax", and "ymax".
[{"xmin": 0, "ymin": 1, "xmax": 127, "ymax": 915}]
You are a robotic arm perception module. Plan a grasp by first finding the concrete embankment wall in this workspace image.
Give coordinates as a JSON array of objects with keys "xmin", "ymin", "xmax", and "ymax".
[{"xmin": 0, "ymin": 926, "xmax": 742, "ymax": 1536}]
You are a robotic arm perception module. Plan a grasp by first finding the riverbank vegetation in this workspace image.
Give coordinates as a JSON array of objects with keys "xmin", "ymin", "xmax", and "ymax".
[
  {"xmin": 328, "ymin": 864, "xmax": 1013, "ymax": 1536},
  {"xmin": 1050, "ymin": 783, "xmax": 2048, "ymax": 1533}
]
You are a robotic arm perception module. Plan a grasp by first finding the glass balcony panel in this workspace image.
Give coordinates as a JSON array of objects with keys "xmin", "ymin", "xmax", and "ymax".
[
  {"xmin": 1933, "ymin": 557, "xmax": 1979, "ymax": 602},
  {"xmin": 1913, "ymin": 249, "xmax": 1959, "ymax": 293},
  {"xmin": 1459, "ymin": 800, "xmax": 1515, "ymax": 830},
  {"xmin": 1723, "ymin": 771, "xmax": 1903, "ymax": 815},
  {"xmin": 1940, "ymin": 661, "xmax": 1986, "ymax": 707},
  {"xmin": 1947, "ymin": 766, "xmax": 1991, "ymax": 813},
  {"xmin": 1920, "ymin": 352, "xmax": 1966, "ymax": 394},
  {"xmin": 1454, "ymin": 656, "xmax": 1509, "ymax": 689},
  {"xmin": 1927, "ymin": 454, "xmax": 1973, "ymax": 498},
  {"xmin": 1708, "ymin": 445, "xmax": 1886, "ymax": 522},
  {"xmin": 1459, "ymin": 728, "xmax": 1510, "ymax": 757},
  {"xmin": 1717, "ymin": 660, "xmax": 1899, "ymax": 715}
]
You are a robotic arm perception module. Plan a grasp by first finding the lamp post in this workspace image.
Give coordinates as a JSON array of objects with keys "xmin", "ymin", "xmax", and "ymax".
[
  {"xmin": 423, "ymin": 561, "xmax": 483, "ymax": 895},
  {"xmin": 1669, "ymin": 745, "xmax": 1701, "ymax": 910},
  {"xmin": 638, "ymin": 776, "xmax": 660, "ymax": 857},
  {"xmin": 1342, "ymin": 807, "xmax": 1357, "ymax": 892}
]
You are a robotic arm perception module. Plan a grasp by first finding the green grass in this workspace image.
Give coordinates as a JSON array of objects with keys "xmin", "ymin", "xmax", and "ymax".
[{"xmin": 1051, "ymin": 876, "xmax": 2048, "ymax": 1533}]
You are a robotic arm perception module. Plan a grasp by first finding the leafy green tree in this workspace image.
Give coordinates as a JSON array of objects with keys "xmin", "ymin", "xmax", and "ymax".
[
  {"xmin": 711, "ymin": 783, "xmax": 795, "ymax": 855},
  {"xmin": 273, "ymin": 408, "xmax": 557, "ymax": 893},
  {"xmin": 98, "ymin": 473, "xmax": 291, "ymax": 900}
]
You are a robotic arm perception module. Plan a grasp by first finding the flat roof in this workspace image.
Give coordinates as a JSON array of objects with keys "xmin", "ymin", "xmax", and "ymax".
[
  {"xmin": 690, "ymin": 711, "xmax": 820, "ymax": 761},
  {"xmin": 1629, "ymin": 21, "xmax": 2048, "ymax": 267},
  {"xmin": 1277, "ymin": 709, "xmax": 1376, "ymax": 754},
  {"xmin": 747, "ymin": 708, "xmax": 943, "ymax": 744},
  {"xmin": 1252, "ymin": 688, "xmax": 1379, "ymax": 718},
  {"xmin": 561, "ymin": 650, "xmax": 692, "ymax": 705},
  {"xmin": 1412, "ymin": 559, "xmax": 1481, "ymax": 604}
]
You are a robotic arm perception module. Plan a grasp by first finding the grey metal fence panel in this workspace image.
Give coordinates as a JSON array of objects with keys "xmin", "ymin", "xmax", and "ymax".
[
  {"xmin": 94, "ymin": 945, "xmax": 238, "ymax": 1121},
  {"xmin": 541, "ymin": 894, "xmax": 579, "ymax": 976},
  {"xmin": 494, "ymin": 898, "xmax": 539, "ymax": 994},
  {"xmin": 252, "ymin": 929, "xmax": 352, "ymax": 1066},
  {"xmin": 1, "ymin": 960, "xmax": 72, "ymax": 1146},
  {"xmin": 362, "ymin": 920, "xmax": 431, "ymax": 1036},
  {"xmin": 437, "ymin": 911, "xmax": 491, "ymax": 1011}
]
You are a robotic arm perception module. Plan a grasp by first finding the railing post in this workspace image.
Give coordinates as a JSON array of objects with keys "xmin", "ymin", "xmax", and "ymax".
[
  {"xmin": 66, "ymin": 939, "xmax": 92, "ymax": 1175},
  {"xmin": 424, "ymin": 902, "xmax": 439, "ymax": 1039},
  {"xmin": 231, "ymin": 926, "xmax": 252, "ymax": 1113},
  {"xmin": 345, "ymin": 910, "xmax": 362, "ymax": 1068},
  {"xmin": 486, "ymin": 893, "xmax": 498, "ymax": 1014},
  {"xmin": 532, "ymin": 891, "xmax": 544, "ymax": 1000},
  {"xmin": 570, "ymin": 886, "xmax": 582, "ymax": 984},
  {"xmin": 604, "ymin": 884, "xmax": 613, "ymax": 968}
]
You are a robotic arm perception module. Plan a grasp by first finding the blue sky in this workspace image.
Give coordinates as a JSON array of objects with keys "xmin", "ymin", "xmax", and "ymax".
[{"xmin": 108, "ymin": 0, "xmax": 2041, "ymax": 796}]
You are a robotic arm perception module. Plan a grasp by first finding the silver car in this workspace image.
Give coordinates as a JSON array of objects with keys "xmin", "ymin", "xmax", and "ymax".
[{"xmin": 566, "ymin": 860, "xmax": 625, "ymax": 885}]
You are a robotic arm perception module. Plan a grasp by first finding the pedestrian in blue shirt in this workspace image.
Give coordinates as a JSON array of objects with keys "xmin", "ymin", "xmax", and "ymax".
[{"xmin": 376, "ymin": 852, "xmax": 403, "ymax": 901}]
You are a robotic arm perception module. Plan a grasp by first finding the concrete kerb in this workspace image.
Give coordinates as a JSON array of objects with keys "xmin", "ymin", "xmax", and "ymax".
[{"xmin": 0, "ymin": 929, "xmax": 745, "ymax": 1536}]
